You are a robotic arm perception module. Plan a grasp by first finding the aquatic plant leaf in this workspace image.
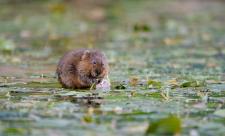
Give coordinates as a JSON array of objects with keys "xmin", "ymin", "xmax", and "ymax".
[
  {"xmin": 180, "ymin": 80, "xmax": 205, "ymax": 88},
  {"xmin": 115, "ymin": 84, "xmax": 126, "ymax": 89},
  {"xmin": 13, "ymin": 82, "xmax": 62, "ymax": 88},
  {"xmin": 147, "ymin": 80, "xmax": 162, "ymax": 89},
  {"xmin": 82, "ymin": 115, "xmax": 93, "ymax": 123},
  {"xmin": 48, "ymin": 3, "xmax": 66, "ymax": 14},
  {"xmin": 3, "ymin": 128, "xmax": 25, "ymax": 135},
  {"xmin": 0, "ymin": 37, "xmax": 15, "ymax": 53},
  {"xmin": 133, "ymin": 23, "xmax": 151, "ymax": 32},
  {"xmin": 145, "ymin": 116, "xmax": 182, "ymax": 135},
  {"xmin": 214, "ymin": 109, "xmax": 225, "ymax": 118}
]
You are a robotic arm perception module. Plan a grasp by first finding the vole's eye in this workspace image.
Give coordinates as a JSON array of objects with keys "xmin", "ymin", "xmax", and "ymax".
[{"xmin": 92, "ymin": 60, "xmax": 97, "ymax": 65}]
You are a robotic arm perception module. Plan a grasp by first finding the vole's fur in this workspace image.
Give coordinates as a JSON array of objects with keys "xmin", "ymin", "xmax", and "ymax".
[{"xmin": 56, "ymin": 49, "xmax": 109, "ymax": 89}]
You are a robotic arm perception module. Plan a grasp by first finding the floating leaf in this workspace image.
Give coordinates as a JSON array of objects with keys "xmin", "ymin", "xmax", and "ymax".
[
  {"xmin": 82, "ymin": 115, "xmax": 93, "ymax": 123},
  {"xmin": 0, "ymin": 37, "xmax": 15, "ymax": 53},
  {"xmin": 147, "ymin": 80, "xmax": 162, "ymax": 89},
  {"xmin": 115, "ymin": 84, "xmax": 126, "ymax": 89},
  {"xmin": 145, "ymin": 116, "xmax": 182, "ymax": 135},
  {"xmin": 180, "ymin": 80, "xmax": 205, "ymax": 88},
  {"xmin": 214, "ymin": 109, "xmax": 225, "ymax": 118},
  {"xmin": 3, "ymin": 128, "xmax": 25, "ymax": 135},
  {"xmin": 48, "ymin": 3, "xmax": 66, "ymax": 14},
  {"xmin": 133, "ymin": 23, "xmax": 151, "ymax": 32},
  {"xmin": 12, "ymin": 82, "xmax": 62, "ymax": 88},
  {"xmin": 167, "ymin": 79, "xmax": 179, "ymax": 89}
]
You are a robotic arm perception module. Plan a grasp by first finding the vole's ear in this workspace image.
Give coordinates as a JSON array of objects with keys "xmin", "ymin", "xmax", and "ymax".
[{"xmin": 81, "ymin": 50, "xmax": 90, "ymax": 60}]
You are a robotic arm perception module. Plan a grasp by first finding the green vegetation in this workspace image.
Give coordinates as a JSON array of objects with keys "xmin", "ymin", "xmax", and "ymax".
[{"xmin": 0, "ymin": 0, "xmax": 225, "ymax": 135}]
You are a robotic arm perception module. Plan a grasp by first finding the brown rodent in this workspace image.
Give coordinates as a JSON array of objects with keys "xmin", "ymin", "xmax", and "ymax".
[{"xmin": 56, "ymin": 49, "xmax": 109, "ymax": 89}]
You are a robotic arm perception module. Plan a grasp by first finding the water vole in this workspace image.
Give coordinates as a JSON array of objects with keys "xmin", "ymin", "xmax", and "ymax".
[{"xmin": 56, "ymin": 49, "xmax": 109, "ymax": 89}]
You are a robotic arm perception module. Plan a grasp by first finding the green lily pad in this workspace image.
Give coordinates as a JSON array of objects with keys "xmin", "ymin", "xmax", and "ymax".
[
  {"xmin": 82, "ymin": 115, "xmax": 93, "ymax": 123},
  {"xmin": 115, "ymin": 84, "xmax": 126, "ymax": 89},
  {"xmin": 145, "ymin": 116, "xmax": 182, "ymax": 135},
  {"xmin": 133, "ymin": 23, "xmax": 151, "ymax": 32},
  {"xmin": 147, "ymin": 80, "xmax": 162, "ymax": 89},
  {"xmin": 180, "ymin": 80, "xmax": 205, "ymax": 88},
  {"xmin": 0, "ymin": 37, "xmax": 15, "ymax": 53}
]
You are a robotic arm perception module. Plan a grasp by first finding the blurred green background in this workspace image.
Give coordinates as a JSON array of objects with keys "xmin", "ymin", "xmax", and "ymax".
[{"xmin": 0, "ymin": 0, "xmax": 225, "ymax": 136}]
